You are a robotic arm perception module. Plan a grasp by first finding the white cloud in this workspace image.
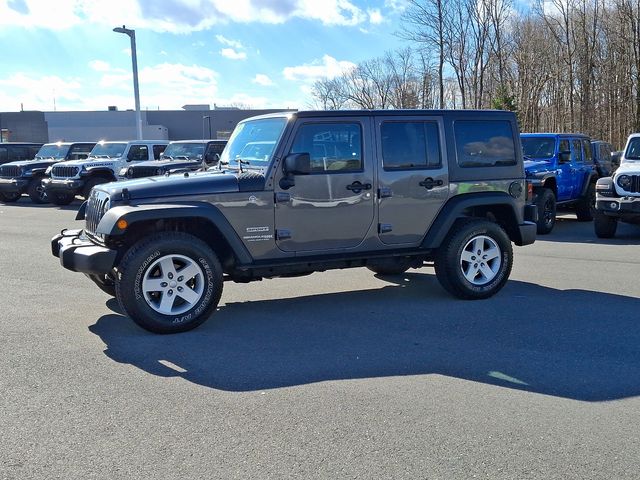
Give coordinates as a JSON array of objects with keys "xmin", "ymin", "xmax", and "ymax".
[
  {"xmin": 0, "ymin": 62, "xmax": 220, "ymax": 111},
  {"xmin": 220, "ymin": 48, "xmax": 247, "ymax": 60},
  {"xmin": 0, "ymin": 0, "xmax": 373, "ymax": 32},
  {"xmin": 368, "ymin": 8, "xmax": 383, "ymax": 24},
  {"xmin": 216, "ymin": 34, "xmax": 243, "ymax": 49},
  {"xmin": 88, "ymin": 60, "xmax": 111, "ymax": 72},
  {"xmin": 252, "ymin": 74, "xmax": 274, "ymax": 86},
  {"xmin": 0, "ymin": 73, "xmax": 82, "ymax": 110},
  {"xmin": 283, "ymin": 55, "xmax": 356, "ymax": 83}
]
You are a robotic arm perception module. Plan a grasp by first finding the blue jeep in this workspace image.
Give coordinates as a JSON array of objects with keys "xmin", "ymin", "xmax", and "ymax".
[{"xmin": 521, "ymin": 133, "xmax": 599, "ymax": 234}]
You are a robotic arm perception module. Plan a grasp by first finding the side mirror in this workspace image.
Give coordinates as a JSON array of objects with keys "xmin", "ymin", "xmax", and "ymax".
[
  {"xmin": 280, "ymin": 153, "xmax": 310, "ymax": 189},
  {"xmin": 283, "ymin": 153, "xmax": 311, "ymax": 175},
  {"xmin": 205, "ymin": 152, "xmax": 220, "ymax": 164},
  {"xmin": 558, "ymin": 151, "xmax": 571, "ymax": 163}
]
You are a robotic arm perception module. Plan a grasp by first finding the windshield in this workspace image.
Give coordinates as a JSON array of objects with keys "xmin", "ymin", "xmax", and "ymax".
[
  {"xmin": 89, "ymin": 142, "xmax": 127, "ymax": 158},
  {"xmin": 521, "ymin": 137, "xmax": 556, "ymax": 159},
  {"xmin": 161, "ymin": 143, "xmax": 205, "ymax": 160},
  {"xmin": 220, "ymin": 117, "xmax": 288, "ymax": 168},
  {"xmin": 624, "ymin": 138, "xmax": 640, "ymax": 161},
  {"xmin": 36, "ymin": 144, "xmax": 70, "ymax": 159}
]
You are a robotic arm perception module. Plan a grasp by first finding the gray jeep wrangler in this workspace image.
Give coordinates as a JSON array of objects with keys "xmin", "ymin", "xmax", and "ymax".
[{"xmin": 52, "ymin": 110, "xmax": 536, "ymax": 334}]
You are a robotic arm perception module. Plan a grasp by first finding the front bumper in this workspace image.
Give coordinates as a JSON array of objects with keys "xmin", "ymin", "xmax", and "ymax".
[
  {"xmin": 596, "ymin": 196, "xmax": 640, "ymax": 217},
  {"xmin": 0, "ymin": 177, "xmax": 29, "ymax": 194},
  {"xmin": 51, "ymin": 229, "xmax": 117, "ymax": 275},
  {"xmin": 42, "ymin": 178, "xmax": 84, "ymax": 194}
]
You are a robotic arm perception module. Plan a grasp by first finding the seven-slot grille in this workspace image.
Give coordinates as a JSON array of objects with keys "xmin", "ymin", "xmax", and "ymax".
[
  {"xmin": 85, "ymin": 191, "xmax": 110, "ymax": 240},
  {"xmin": 52, "ymin": 165, "xmax": 79, "ymax": 178},
  {"xmin": 0, "ymin": 165, "xmax": 21, "ymax": 178},
  {"xmin": 129, "ymin": 166, "xmax": 162, "ymax": 178},
  {"xmin": 628, "ymin": 175, "xmax": 640, "ymax": 193}
]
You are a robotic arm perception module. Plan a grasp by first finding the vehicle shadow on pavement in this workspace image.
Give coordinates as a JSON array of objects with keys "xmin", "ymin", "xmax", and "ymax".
[
  {"xmin": 90, "ymin": 274, "xmax": 640, "ymax": 401},
  {"xmin": 539, "ymin": 217, "xmax": 640, "ymax": 245},
  {"xmin": 0, "ymin": 198, "xmax": 81, "ymax": 210}
]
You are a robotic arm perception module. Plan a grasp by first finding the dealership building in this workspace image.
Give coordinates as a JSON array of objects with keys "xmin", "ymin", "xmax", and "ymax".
[{"xmin": 0, "ymin": 105, "xmax": 292, "ymax": 143}]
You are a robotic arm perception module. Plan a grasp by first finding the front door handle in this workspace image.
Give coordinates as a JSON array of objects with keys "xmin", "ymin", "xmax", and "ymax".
[
  {"xmin": 419, "ymin": 177, "xmax": 444, "ymax": 190},
  {"xmin": 346, "ymin": 181, "xmax": 372, "ymax": 193}
]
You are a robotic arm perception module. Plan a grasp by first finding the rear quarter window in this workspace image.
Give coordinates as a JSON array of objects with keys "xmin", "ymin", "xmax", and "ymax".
[{"xmin": 455, "ymin": 120, "xmax": 516, "ymax": 168}]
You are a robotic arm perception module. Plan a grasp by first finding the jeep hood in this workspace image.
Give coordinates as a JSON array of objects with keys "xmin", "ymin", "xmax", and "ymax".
[
  {"xmin": 524, "ymin": 159, "xmax": 553, "ymax": 175},
  {"xmin": 132, "ymin": 159, "xmax": 202, "ymax": 169},
  {"xmin": 101, "ymin": 170, "xmax": 240, "ymax": 200},
  {"xmin": 615, "ymin": 161, "xmax": 640, "ymax": 175},
  {"xmin": 2, "ymin": 158, "xmax": 58, "ymax": 170}
]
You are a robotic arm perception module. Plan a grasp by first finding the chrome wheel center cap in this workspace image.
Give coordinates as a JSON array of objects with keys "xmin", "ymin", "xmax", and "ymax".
[{"xmin": 169, "ymin": 280, "xmax": 177, "ymax": 288}]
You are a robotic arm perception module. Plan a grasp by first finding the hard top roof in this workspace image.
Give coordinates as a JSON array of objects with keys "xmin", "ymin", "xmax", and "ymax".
[{"xmin": 244, "ymin": 109, "xmax": 517, "ymax": 122}]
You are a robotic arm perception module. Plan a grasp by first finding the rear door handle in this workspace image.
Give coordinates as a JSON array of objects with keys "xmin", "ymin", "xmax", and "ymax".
[
  {"xmin": 419, "ymin": 177, "xmax": 444, "ymax": 190},
  {"xmin": 346, "ymin": 181, "xmax": 372, "ymax": 193}
]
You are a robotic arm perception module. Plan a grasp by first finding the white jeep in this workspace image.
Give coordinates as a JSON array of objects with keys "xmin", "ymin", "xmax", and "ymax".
[
  {"xmin": 42, "ymin": 140, "xmax": 168, "ymax": 205},
  {"xmin": 593, "ymin": 133, "xmax": 640, "ymax": 237}
]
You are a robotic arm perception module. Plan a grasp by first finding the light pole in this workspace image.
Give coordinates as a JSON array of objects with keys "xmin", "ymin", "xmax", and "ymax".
[
  {"xmin": 113, "ymin": 25, "xmax": 143, "ymax": 140},
  {"xmin": 203, "ymin": 115, "xmax": 212, "ymax": 139}
]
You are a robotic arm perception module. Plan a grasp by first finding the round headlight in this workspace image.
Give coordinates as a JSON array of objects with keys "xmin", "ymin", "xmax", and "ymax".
[
  {"xmin": 101, "ymin": 198, "xmax": 111, "ymax": 215},
  {"xmin": 617, "ymin": 175, "xmax": 632, "ymax": 189},
  {"xmin": 128, "ymin": 167, "xmax": 134, "ymax": 176}
]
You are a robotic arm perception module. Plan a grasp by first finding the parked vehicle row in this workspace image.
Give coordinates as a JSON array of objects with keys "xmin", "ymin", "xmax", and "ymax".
[
  {"xmin": 0, "ymin": 139, "xmax": 227, "ymax": 205},
  {"xmin": 522, "ymin": 133, "xmax": 618, "ymax": 234}
]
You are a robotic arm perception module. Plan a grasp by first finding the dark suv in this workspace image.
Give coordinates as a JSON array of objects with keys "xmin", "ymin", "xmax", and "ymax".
[
  {"xmin": 120, "ymin": 140, "xmax": 227, "ymax": 179},
  {"xmin": 0, "ymin": 142, "xmax": 95, "ymax": 203},
  {"xmin": 52, "ymin": 110, "xmax": 536, "ymax": 334},
  {"xmin": 0, "ymin": 142, "xmax": 42, "ymax": 165}
]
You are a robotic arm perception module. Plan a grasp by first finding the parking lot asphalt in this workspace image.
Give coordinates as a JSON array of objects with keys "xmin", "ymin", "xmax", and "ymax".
[{"xmin": 1, "ymin": 198, "xmax": 639, "ymax": 480}]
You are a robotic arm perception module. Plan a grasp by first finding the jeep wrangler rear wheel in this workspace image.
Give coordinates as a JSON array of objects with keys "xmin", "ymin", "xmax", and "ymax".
[
  {"xmin": 367, "ymin": 257, "xmax": 412, "ymax": 275},
  {"xmin": 535, "ymin": 188, "xmax": 556, "ymax": 234},
  {"xmin": 115, "ymin": 232, "xmax": 223, "ymax": 334},
  {"xmin": 576, "ymin": 183, "xmax": 595, "ymax": 221},
  {"xmin": 593, "ymin": 212, "xmax": 617, "ymax": 238},
  {"xmin": 434, "ymin": 219, "xmax": 513, "ymax": 300}
]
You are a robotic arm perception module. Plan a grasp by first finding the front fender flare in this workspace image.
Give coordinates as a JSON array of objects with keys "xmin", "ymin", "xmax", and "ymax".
[{"xmin": 96, "ymin": 202, "xmax": 253, "ymax": 264}]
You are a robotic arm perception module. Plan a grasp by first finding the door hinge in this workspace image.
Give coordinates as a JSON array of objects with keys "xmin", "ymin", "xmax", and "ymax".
[
  {"xmin": 274, "ymin": 192, "xmax": 291, "ymax": 203},
  {"xmin": 276, "ymin": 229, "xmax": 292, "ymax": 240},
  {"xmin": 378, "ymin": 187, "xmax": 393, "ymax": 198}
]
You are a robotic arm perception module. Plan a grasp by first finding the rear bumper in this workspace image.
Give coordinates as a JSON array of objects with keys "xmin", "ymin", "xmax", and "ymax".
[
  {"xmin": 51, "ymin": 229, "xmax": 117, "ymax": 275},
  {"xmin": 42, "ymin": 178, "xmax": 84, "ymax": 194},
  {"xmin": 0, "ymin": 177, "xmax": 28, "ymax": 194},
  {"xmin": 514, "ymin": 204, "xmax": 537, "ymax": 246}
]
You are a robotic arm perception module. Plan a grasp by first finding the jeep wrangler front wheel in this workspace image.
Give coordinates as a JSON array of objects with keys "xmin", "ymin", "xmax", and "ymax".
[
  {"xmin": 434, "ymin": 220, "xmax": 513, "ymax": 300},
  {"xmin": 115, "ymin": 232, "xmax": 224, "ymax": 334},
  {"xmin": 535, "ymin": 188, "xmax": 556, "ymax": 234},
  {"xmin": 593, "ymin": 212, "xmax": 617, "ymax": 238}
]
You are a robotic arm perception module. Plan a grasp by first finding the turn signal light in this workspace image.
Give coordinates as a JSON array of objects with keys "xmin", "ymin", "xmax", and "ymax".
[{"xmin": 117, "ymin": 219, "xmax": 128, "ymax": 230}]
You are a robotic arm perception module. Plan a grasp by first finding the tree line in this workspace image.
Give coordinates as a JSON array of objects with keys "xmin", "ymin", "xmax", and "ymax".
[{"xmin": 310, "ymin": 0, "xmax": 640, "ymax": 149}]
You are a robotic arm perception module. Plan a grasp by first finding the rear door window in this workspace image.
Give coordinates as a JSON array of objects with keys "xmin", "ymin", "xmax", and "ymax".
[
  {"xmin": 571, "ymin": 140, "xmax": 583, "ymax": 163},
  {"xmin": 381, "ymin": 121, "xmax": 441, "ymax": 170},
  {"xmin": 582, "ymin": 139, "xmax": 592, "ymax": 163},
  {"xmin": 454, "ymin": 121, "xmax": 516, "ymax": 167}
]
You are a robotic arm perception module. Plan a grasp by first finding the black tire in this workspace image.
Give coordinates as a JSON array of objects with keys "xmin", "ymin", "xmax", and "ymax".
[
  {"xmin": 367, "ymin": 257, "xmax": 412, "ymax": 275},
  {"xmin": 434, "ymin": 219, "xmax": 513, "ymax": 300},
  {"xmin": 0, "ymin": 191, "xmax": 20, "ymax": 202},
  {"xmin": 82, "ymin": 177, "xmax": 111, "ymax": 199},
  {"xmin": 115, "ymin": 232, "xmax": 224, "ymax": 334},
  {"xmin": 576, "ymin": 182, "xmax": 596, "ymax": 222},
  {"xmin": 593, "ymin": 212, "xmax": 618, "ymax": 238},
  {"xmin": 27, "ymin": 176, "xmax": 48, "ymax": 204},
  {"xmin": 86, "ymin": 272, "xmax": 116, "ymax": 297},
  {"xmin": 49, "ymin": 192, "xmax": 75, "ymax": 205},
  {"xmin": 535, "ymin": 188, "xmax": 556, "ymax": 234}
]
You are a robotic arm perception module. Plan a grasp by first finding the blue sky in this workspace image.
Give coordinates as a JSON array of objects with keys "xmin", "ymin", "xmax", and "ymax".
[{"xmin": 0, "ymin": 0, "xmax": 409, "ymax": 112}]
